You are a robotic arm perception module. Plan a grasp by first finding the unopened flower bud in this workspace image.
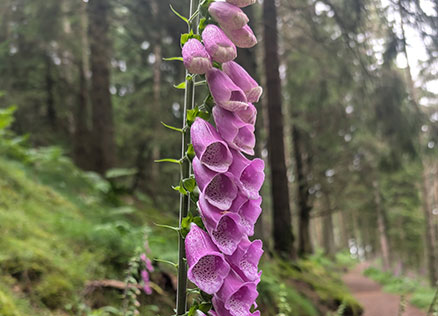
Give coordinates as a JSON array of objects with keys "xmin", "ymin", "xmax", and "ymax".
[
  {"xmin": 202, "ymin": 24, "xmax": 237, "ymax": 63},
  {"xmin": 208, "ymin": 2, "xmax": 249, "ymax": 30},
  {"xmin": 182, "ymin": 39, "xmax": 212, "ymax": 74}
]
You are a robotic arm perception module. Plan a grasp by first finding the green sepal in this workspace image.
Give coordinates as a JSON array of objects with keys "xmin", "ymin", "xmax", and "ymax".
[
  {"xmin": 183, "ymin": 176, "xmax": 196, "ymax": 193},
  {"xmin": 163, "ymin": 57, "xmax": 183, "ymax": 62},
  {"xmin": 181, "ymin": 213, "xmax": 204, "ymax": 238},
  {"xmin": 172, "ymin": 179, "xmax": 188, "ymax": 195},
  {"xmin": 186, "ymin": 143, "xmax": 195, "ymax": 161},
  {"xmin": 198, "ymin": 302, "xmax": 212, "ymax": 313},
  {"xmin": 187, "ymin": 107, "xmax": 211, "ymax": 126},
  {"xmin": 181, "ymin": 30, "xmax": 202, "ymax": 47}
]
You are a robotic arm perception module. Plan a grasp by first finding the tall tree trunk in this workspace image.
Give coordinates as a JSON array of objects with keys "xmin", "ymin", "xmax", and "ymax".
[
  {"xmin": 292, "ymin": 125, "xmax": 313, "ymax": 257},
  {"xmin": 322, "ymin": 191, "xmax": 335, "ymax": 258},
  {"xmin": 373, "ymin": 180, "xmax": 391, "ymax": 271},
  {"xmin": 88, "ymin": 0, "xmax": 116, "ymax": 174},
  {"xmin": 45, "ymin": 55, "xmax": 56, "ymax": 130},
  {"xmin": 263, "ymin": 0, "xmax": 295, "ymax": 258},
  {"xmin": 73, "ymin": 0, "xmax": 92, "ymax": 170},
  {"xmin": 421, "ymin": 168, "xmax": 438, "ymax": 285},
  {"xmin": 150, "ymin": 0, "xmax": 162, "ymax": 194}
]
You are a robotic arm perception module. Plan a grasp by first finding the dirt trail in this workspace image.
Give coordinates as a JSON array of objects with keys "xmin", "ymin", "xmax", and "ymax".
[{"xmin": 342, "ymin": 263, "xmax": 426, "ymax": 316}]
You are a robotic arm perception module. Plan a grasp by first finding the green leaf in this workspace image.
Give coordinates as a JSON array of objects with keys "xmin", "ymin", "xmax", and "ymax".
[
  {"xmin": 181, "ymin": 214, "xmax": 193, "ymax": 237},
  {"xmin": 172, "ymin": 184, "xmax": 187, "ymax": 195},
  {"xmin": 181, "ymin": 32, "xmax": 191, "ymax": 46},
  {"xmin": 186, "ymin": 144, "xmax": 195, "ymax": 161},
  {"xmin": 186, "ymin": 108, "xmax": 199, "ymax": 126},
  {"xmin": 163, "ymin": 57, "xmax": 183, "ymax": 62},
  {"xmin": 192, "ymin": 216, "xmax": 204, "ymax": 229},
  {"xmin": 169, "ymin": 4, "xmax": 189, "ymax": 24},
  {"xmin": 188, "ymin": 304, "xmax": 198, "ymax": 316},
  {"xmin": 174, "ymin": 81, "xmax": 186, "ymax": 89},
  {"xmin": 182, "ymin": 176, "xmax": 196, "ymax": 193},
  {"xmin": 154, "ymin": 258, "xmax": 178, "ymax": 269},
  {"xmin": 198, "ymin": 302, "xmax": 212, "ymax": 313},
  {"xmin": 161, "ymin": 121, "xmax": 183, "ymax": 132},
  {"xmin": 154, "ymin": 223, "xmax": 180, "ymax": 232},
  {"xmin": 155, "ymin": 158, "xmax": 181, "ymax": 164}
]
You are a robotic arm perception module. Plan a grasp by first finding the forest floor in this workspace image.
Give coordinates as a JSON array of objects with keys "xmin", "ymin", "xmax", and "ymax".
[{"xmin": 343, "ymin": 263, "xmax": 426, "ymax": 316}]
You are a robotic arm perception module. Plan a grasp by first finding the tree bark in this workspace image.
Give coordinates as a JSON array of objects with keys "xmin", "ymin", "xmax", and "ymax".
[
  {"xmin": 322, "ymin": 191, "xmax": 335, "ymax": 258},
  {"xmin": 421, "ymin": 168, "xmax": 438, "ymax": 286},
  {"xmin": 373, "ymin": 180, "xmax": 391, "ymax": 271},
  {"xmin": 292, "ymin": 125, "xmax": 313, "ymax": 257},
  {"xmin": 87, "ymin": 0, "xmax": 116, "ymax": 174},
  {"xmin": 73, "ymin": 0, "xmax": 92, "ymax": 170},
  {"xmin": 263, "ymin": 0, "xmax": 295, "ymax": 258},
  {"xmin": 45, "ymin": 55, "xmax": 57, "ymax": 130}
]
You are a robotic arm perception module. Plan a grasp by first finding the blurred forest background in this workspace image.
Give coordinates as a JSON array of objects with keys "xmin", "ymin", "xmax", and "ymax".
[{"xmin": 0, "ymin": 0, "xmax": 437, "ymax": 315}]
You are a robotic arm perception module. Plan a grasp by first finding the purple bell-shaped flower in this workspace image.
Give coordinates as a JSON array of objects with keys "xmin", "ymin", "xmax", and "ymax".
[
  {"xmin": 185, "ymin": 224, "xmax": 231, "ymax": 294},
  {"xmin": 191, "ymin": 117, "xmax": 233, "ymax": 173}
]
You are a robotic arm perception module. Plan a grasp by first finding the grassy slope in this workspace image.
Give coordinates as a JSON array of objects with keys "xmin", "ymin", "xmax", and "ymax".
[{"xmin": 0, "ymin": 154, "xmax": 362, "ymax": 316}]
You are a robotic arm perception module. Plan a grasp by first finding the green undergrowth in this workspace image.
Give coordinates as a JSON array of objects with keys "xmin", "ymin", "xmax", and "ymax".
[{"xmin": 364, "ymin": 266, "xmax": 437, "ymax": 310}]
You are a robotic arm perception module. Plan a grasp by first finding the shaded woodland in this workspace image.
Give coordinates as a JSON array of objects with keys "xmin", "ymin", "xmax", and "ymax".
[{"xmin": 0, "ymin": 0, "xmax": 438, "ymax": 315}]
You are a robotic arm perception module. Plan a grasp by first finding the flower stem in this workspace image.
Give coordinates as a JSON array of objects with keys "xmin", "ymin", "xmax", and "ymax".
[{"xmin": 176, "ymin": 0, "xmax": 197, "ymax": 314}]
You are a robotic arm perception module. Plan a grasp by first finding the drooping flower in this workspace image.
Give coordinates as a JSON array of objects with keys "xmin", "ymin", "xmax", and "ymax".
[
  {"xmin": 222, "ymin": 61, "xmax": 263, "ymax": 103},
  {"xmin": 213, "ymin": 106, "xmax": 255, "ymax": 155},
  {"xmin": 141, "ymin": 269, "xmax": 152, "ymax": 295},
  {"xmin": 182, "ymin": 38, "xmax": 213, "ymax": 74},
  {"xmin": 230, "ymin": 194, "xmax": 262, "ymax": 236},
  {"xmin": 140, "ymin": 253, "xmax": 154, "ymax": 272},
  {"xmin": 185, "ymin": 224, "xmax": 231, "ymax": 294},
  {"xmin": 226, "ymin": 237, "xmax": 263, "ymax": 282},
  {"xmin": 198, "ymin": 194, "xmax": 245, "ymax": 255},
  {"xmin": 208, "ymin": 2, "xmax": 249, "ymax": 30},
  {"xmin": 216, "ymin": 270, "xmax": 259, "ymax": 316},
  {"xmin": 225, "ymin": 0, "xmax": 256, "ymax": 8},
  {"xmin": 206, "ymin": 68, "xmax": 248, "ymax": 112},
  {"xmin": 228, "ymin": 149, "xmax": 265, "ymax": 200},
  {"xmin": 235, "ymin": 103, "xmax": 257, "ymax": 125},
  {"xmin": 193, "ymin": 157, "xmax": 238, "ymax": 210},
  {"xmin": 202, "ymin": 24, "xmax": 237, "ymax": 63},
  {"xmin": 191, "ymin": 117, "xmax": 233, "ymax": 173},
  {"xmin": 224, "ymin": 25, "xmax": 257, "ymax": 48}
]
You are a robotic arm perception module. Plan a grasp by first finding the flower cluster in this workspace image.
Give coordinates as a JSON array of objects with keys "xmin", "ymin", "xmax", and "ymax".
[
  {"xmin": 140, "ymin": 241, "xmax": 154, "ymax": 295},
  {"xmin": 182, "ymin": 1, "xmax": 263, "ymax": 315}
]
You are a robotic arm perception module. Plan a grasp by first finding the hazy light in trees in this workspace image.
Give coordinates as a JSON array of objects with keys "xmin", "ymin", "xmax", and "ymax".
[
  {"xmin": 432, "ymin": 208, "xmax": 438, "ymax": 216},
  {"xmin": 345, "ymin": 105, "xmax": 354, "ymax": 114},
  {"xmin": 430, "ymin": 112, "xmax": 438, "ymax": 122},
  {"xmin": 172, "ymin": 102, "xmax": 181, "ymax": 118},
  {"xmin": 147, "ymin": 53, "xmax": 156, "ymax": 64},
  {"xmin": 344, "ymin": 134, "xmax": 352, "ymax": 142},
  {"xmin": 325, "ymin": 169, "xmax": 335, "ymax": 177},
  {"xmin": 109, "ymin": 86, "xmax": 117, "ymax": 95},
  {"xmin": 141, "ymin": 41, "xmax": 150, "ymax": 50},
  {"xmin": 421, "ymin": 125, "xmax": 429, "ymax": 132},
  {"xmin": 427, "ymin": 141, "xmax": 435, "ymax": 149}
]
